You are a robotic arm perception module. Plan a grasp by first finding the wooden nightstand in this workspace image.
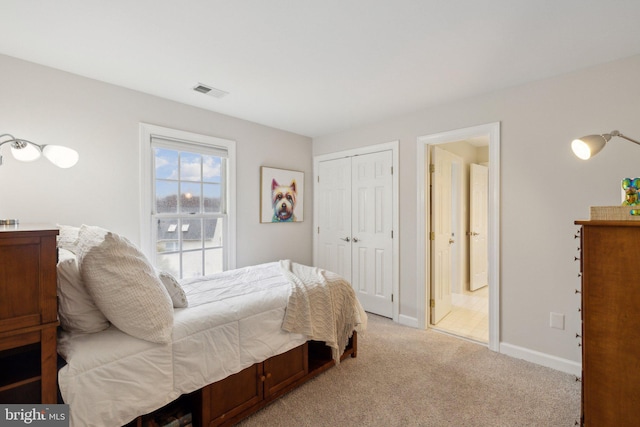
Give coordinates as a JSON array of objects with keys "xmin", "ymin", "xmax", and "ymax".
[{"xmin": 0, "ymin": 224, "xmax": 59, "ymax": 403}]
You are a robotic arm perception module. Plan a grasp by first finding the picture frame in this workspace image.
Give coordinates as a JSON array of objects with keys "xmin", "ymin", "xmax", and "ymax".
[{"xmin": 260, "ymin": 166, "xmax": 304, "ymax": 223}]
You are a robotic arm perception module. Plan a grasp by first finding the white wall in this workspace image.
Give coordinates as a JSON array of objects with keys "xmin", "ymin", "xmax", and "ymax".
[
  {"xmin": 0, "ymin": 54, "xmax": 313, "ymax": 268},
  {"xmin": 313, "ymin": 54, "xmax": 640, "ymax": 366}
]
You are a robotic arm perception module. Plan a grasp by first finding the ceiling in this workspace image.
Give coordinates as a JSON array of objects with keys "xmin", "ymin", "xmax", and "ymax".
[{"xmin": 2, "ymin": 1, "xmax": 640, "ymax": 138}]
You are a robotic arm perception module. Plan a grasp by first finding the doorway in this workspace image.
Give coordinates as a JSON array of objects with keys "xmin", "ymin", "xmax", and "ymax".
[
  {"xmin": 430, "ymin": 141, "xmax": 488, "ymax": 343},
  {"xmin": 416, "ymin": 123, "xmax": 500, "ymax": 351}
]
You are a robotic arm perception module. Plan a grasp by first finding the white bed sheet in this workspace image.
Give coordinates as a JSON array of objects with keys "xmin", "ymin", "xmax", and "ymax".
[{"xmin": 58, "ymin": 262, "xmax": 306, "ymax": 427}]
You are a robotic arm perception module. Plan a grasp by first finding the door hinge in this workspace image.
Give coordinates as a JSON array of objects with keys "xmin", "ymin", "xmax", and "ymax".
[
  {"xmin": 317, "ymin": 226, "xmax": 320, "ymax": 234},
  {"xmin": 429, "ymin": 231, "xmax": 435, "ymax": 240},
  {"xmin": 317, "ymin": 175, "xmax": 320, "ymax": 183},
  {"xmin": 391, "ymin": 294, "xmax": 394, "ymax": 302},
  {"xmin": 391, "ymin": 166, "xmax": 393, "ymax": 175},
  {"xmin": 429, "ymin": 164, "xmax": 435, "ymax": 173},
  {"xmin": 430, "ymin": 299, "xmax": 435, "ymax": 308},
  {"xmin": 391, "ymin": 230, "xmax": 393, "ymax": 238}
]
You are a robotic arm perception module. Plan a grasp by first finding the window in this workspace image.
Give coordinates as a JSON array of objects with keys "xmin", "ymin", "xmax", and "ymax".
[{"xmin": 140, "ymin": 124, "xmax": 236, "ymax": 278}]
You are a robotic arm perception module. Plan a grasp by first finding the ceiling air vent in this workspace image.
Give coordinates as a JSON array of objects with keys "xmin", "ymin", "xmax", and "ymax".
[{"xmin": 193, "ymin": 83, "xmax": 229, "ymax": 98}]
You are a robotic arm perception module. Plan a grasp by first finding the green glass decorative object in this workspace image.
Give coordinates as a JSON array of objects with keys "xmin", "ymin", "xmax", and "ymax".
[{"xmin": 621, "ymin": 178, "xmax": 640, "ymax": 206}]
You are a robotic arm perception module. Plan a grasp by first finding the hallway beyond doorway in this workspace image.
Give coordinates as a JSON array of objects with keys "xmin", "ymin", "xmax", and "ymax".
[{"xmin": 433, "ymin": 286, "xmax": 488, "ymax": 343}]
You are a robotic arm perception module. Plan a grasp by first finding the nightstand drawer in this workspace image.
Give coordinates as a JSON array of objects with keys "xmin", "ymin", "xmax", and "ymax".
[
  {"xmin": 0, "ymin": 238, "xmax": 41, "ymax": 330},
  {"xmin": 0, "ymin": 330, "xmax": 40, "ymax": 352}
]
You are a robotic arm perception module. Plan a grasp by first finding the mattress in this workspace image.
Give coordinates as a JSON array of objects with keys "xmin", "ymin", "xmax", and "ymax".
[
  {"xmin": 57, "ymin": 326, "xmax": 175, "ymax": 427},
  {"xmin": 58, "ymin": 262, "xmax": 307, "ymax": 427}
]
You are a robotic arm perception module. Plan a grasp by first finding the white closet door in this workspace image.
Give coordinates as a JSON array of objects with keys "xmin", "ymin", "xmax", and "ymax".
[
  {"xmin": 351, "ymin": 151, "xmax": 394, "ymax": 318},
  {"xmin": 317, "ymin": 157, "xmax": 352, "ymax": 281},
  {"xmin": 316, "ymin": 150, "xmax": 394, "ymax": 318}
]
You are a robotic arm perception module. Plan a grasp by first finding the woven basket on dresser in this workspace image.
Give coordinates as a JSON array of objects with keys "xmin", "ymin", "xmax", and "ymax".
[{"xmin": 590, "ymin": 206, "xmax": 640, "ymax": 221}]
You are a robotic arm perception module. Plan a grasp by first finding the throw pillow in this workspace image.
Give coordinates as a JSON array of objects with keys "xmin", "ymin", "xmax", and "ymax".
[
  {"xmin": 158, "ymin": 271, "xmax": 188, "ymax": 308},
  {"xmin": 76, "ymin": 225, "xmax": 174, "ymax": 344},
  {"xmin": 56, "ymin": 248, "xmax": 110, "ymax": 333},
  {"xmin": 57, "ymin": 224, "xmax": 80, "ymax": 253}
]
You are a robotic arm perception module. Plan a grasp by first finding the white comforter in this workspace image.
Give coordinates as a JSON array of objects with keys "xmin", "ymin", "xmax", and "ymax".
[{"xmin": 58, "ymin": 262, "xmax": 317, "ymax": 427}]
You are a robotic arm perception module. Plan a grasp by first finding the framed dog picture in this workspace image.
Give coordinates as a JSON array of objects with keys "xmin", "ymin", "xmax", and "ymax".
[{"xmin": 260, "ymin": 166, "xmax": 304, "ymax": 223}]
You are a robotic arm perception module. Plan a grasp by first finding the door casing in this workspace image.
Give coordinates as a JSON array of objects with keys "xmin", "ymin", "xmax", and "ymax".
[{"xmin": 416, "ymin": 123, "xmax": 500, "ymax": 351}]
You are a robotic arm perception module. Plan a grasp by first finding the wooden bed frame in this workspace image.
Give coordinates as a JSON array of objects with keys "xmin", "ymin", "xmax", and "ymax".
[{"xmin": 125, "ymin": 333, "xmax": 357, "ymax": 427}]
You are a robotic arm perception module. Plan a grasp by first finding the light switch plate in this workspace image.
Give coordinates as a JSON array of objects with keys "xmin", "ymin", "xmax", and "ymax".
[{"xmin": 550, "ymin": 312, "xmax": 565, "ymax": 330}]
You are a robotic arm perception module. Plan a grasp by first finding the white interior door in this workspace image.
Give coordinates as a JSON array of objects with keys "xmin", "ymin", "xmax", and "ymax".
[
  {"xmin": 316, "ymin": 150, "xmax": 394, "ymax": 318},
  {"xmin": 317, "ymin": 158, "xmax": 352, "ymax": 280},
  {"xmin": 469, "ymin": 163, "xmax": 489, "ymax": 291},
  {"xmin": 351, "ymin": 151, "xmax": 394, "ymax": 317},
  {"xmin": 430, "ymin": 146, "xmax": 453, "ymax": 324}
]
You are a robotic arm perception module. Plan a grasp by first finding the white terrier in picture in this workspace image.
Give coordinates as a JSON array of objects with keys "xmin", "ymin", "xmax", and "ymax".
[{"xmin": 271, "ymin": 179, "xmax": 297, "ymax": 222}]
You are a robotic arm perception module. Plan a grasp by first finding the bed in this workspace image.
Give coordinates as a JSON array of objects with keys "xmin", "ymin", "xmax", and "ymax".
[{"xmin": 55, "ymin": 225, "xmax": 367, "ymax": 427}]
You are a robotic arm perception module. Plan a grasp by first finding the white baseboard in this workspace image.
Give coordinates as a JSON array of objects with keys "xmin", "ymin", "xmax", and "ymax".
[
  {"xmin": 398, "ymin": 314, "xmax": 419, "ymax": 328},
  {"xmin": 500, "ymin": 342, "xmax": 582, "ymax": 377},
  {"xmin": 391, "ymin": 317, "xmax": 581, "ymax": 376}
]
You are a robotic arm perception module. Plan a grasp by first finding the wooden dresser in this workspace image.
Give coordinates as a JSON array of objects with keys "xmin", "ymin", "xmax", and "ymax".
[
  {"xmin": 575, "ymin": 220, "xmax": 640, "ymax": 426},
  {"xmin": 0, "ymin": 224, "xmax": 59, "ymax": 403}
]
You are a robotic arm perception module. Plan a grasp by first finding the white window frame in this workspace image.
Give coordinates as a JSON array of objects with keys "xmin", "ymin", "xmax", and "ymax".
[{"xmin": 139, "ymin": 123, "xmax": 236, "ymax": 271}]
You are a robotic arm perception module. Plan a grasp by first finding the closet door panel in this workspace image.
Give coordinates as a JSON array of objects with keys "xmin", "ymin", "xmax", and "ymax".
[
  {"xmin": 317, "ymin": 158, "xmax": 352, "ymax": 280},
  {"xmin": 351, "ymin": 151, "xmax": 393, "ymax": 317}
]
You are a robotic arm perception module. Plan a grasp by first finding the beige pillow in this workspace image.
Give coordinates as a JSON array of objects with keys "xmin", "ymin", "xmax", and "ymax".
[
  {"xmin": 158, "ymin": 271, "xmax": 188, "ymax": 308},
  {"xmin": 76, "ymin": 225, "xmax": 174, "ymax": 344},
  {"xmin": 57, "ymin": 248, "xmax": 110, "ymax": 333},
  {"xmin": 57, "ymin": 224, "xmax": 80, "ymax": 252}
]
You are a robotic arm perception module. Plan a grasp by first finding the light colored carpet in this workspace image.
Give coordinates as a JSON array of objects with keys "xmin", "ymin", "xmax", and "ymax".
[{"xmin": 237, "ymin": 314, "xmax": 581, "ymax": 427}]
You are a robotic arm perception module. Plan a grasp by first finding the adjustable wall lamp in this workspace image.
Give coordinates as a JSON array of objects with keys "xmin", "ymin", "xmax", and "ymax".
[
  {"xmin": 571, "ymin": 130, "xmax": 640, "ymax": 160},
  {"xmin": 0, "ymin": 133, "xmax": 79, "ymax": 168}
]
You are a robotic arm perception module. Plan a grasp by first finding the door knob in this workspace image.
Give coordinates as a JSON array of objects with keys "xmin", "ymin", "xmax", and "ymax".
[
  {"xmin": 449, "ymin": 238, "xmax": 455, "ymax": 244},
  {"xmin": 340, "ymin": 237, "xmax": 350, "ymax": 242},
  {"xmin": 352, "ymin": 237, "xmax": 359, "ymax": 243},
  {"xmin": 467, "ymin": 231, "xmax": 479, "ymax": 236}
]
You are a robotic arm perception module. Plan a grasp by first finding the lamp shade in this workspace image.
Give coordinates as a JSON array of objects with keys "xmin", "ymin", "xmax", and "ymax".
[
  {"xmin": 10, "ymin": 142, "xmax": 41, "ymax": 162},
  {"xmin": 571, "ymin": 134, "xmax": 609, "ymax": 160},
  {"xmin": 42, "ymin": 145, "xmax": 79, "ymax": 168}
]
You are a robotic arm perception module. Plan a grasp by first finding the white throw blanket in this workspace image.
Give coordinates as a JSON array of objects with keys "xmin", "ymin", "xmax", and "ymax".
[{"xmin": 280, "ymin": 260, "xmax": 367, "ymax": 362}]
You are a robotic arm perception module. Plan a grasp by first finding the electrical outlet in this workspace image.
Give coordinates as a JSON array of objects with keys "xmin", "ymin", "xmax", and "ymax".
[{"xmin": 550, "ymin": 312, "xmax": 565, "ymax": 330}]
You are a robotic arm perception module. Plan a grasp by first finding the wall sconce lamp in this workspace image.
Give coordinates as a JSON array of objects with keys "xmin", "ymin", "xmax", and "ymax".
[
  {"xmin": 571, "ymin": 130, "xmax": 640, "ymax": 160},
  {"xmin": 0, "ymin": 133, "xmax": 79, "ymax": 168}
]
